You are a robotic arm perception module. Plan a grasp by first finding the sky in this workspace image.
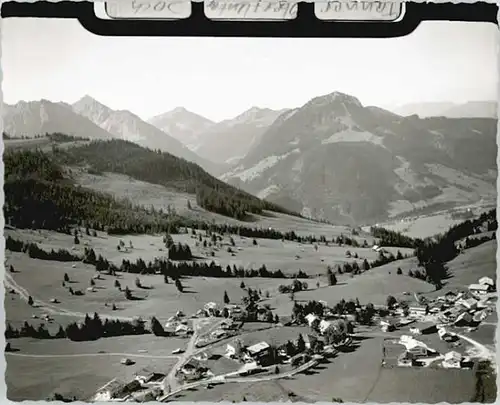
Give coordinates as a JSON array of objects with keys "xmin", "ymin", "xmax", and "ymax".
[{"xmin": 2, "ymin": 17, "xmax": 498, "ymax": 122}]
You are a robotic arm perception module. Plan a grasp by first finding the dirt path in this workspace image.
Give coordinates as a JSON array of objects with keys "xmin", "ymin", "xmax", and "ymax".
[
  {"xmin": 158, "ymin": 358, "xmax": 319, "ymax": 402},
  {"xmin": 162, "ymin": 318, "xmax": 226, "ymax": 394},
  {"xmin": 4, "ymin": 272, "xmax": 133, "ymax": 322},
  {"xmin": 456, "ymin": 333, "xmax": 496, "ymax": 362}
]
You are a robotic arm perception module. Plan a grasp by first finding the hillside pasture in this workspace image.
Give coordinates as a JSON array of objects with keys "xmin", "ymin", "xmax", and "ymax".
[
  {"xmin": 422, "ymin": 240, "xmax": 496, "ymax": 299},
  {"xmin": 365, "ymin": 367, "xmax": 476, "ymax": 403},
  {"xmin": 266, "ymin": 257, "xmax": 433, "ymax": 314},
  {"xmin": 378, "ymin": 202, "xmax": 495, "ymax": 239},
  {"xmin": 7, "ymin": 334, "xmax": 188, "ymax": 357},
  {"xmin": 5, "ymin": 228, "xmax": 412, "ymax": 279},
  {"xmin": 171, "ymin": 380, "xmax": 301, "ymax": 402},
  {"xmin": 5, "ymin": 251, "xmax": 289, "ymax": 326},
  {"xmin": 73, "ymin": 169, "xmax": 375, "ymax": 241},
  {"xmin": 6, "ymin": 353, "xmax": 176, "ymax": 402}
]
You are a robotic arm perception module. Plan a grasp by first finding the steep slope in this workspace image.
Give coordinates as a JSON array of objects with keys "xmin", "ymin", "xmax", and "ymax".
[
  {"xmin": 2, "ymin": 100, "xmax": 114, "ymax": 141},
  {"xmin": 392, "ymin": 101, "xmax": 497, "ymax": 118},
  {"xmin": 71, "ymin": 96, "xmax": 219, "ymax": 174},
  {"xmin": 148, "ymin": 107, "xmax": 215, "ymax": 150},
  {"xmin": 221, "ymin": 91, "xmax": 497, "ymax": 225},
  {"xmin": 53, "ymin": 138, "xmax": 299, "ymax": 221},
  {"xmin": 192, "ymin": 107, "xmax": 288, "ymax": 165}
]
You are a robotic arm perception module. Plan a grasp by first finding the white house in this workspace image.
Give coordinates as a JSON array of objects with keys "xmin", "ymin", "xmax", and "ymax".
[
  {"xmin": 93, "ymin": 378, "xmax": 126, "ymax": 401},
  {"xmin": 479, "ymin": 277, "xmax": 494, "ymax": 287},
  {"xmin": 246, "ymin": 341, "xmax": 271, "ymax": 362},
  {"xmin": 469, "ymin": 284, "xmax": 491, "ymax": 295},
  {"xmin": 225, "ymin": 344, "xmax": 236, "ymax": 358},
  {"xmin": 319, "ymin": 320, "xmax": 331, "ymax": 334},
  {"xmin": 204, "ymin": 302, "xmax": 219, "ymax": 315},
  {"xmin": 305, "ymin": 313, "xmax": 319, "ymax": 327},
  {"xmin": 438, "ymin": 328, "xmax": 457, "ymax": 342},
  {"xmin": 443, "ymin": 351, "xmax": 462, "ymax": 369},
  {"xmin": 408, "ymin": 305, "xmax": 428, "ymax": 318},
  {"xmin": 458, "ymin": 298, "xmax": 478, "ymax": 311}
]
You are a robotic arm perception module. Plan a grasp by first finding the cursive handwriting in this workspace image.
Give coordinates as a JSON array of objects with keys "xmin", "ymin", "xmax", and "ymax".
[
  {"xmin": 205, "ymin": 0, "xmax": 298, "ymax": 19},
  {"xmin": 107, "ymin": 0, "xmax": 191, "ymax": 17},
  {"xmin": 316, "ymin": 1, "xmax": 402, "ymax": 19}
]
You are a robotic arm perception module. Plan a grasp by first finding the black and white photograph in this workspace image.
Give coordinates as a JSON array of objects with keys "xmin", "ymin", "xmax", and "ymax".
[{"xmin": 2, "ymin": 10, "xmax": 498, "ymax": 404}]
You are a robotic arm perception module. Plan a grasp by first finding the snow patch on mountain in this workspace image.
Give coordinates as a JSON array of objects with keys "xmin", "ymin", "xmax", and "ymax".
[
  {"xmin": 257, "ymin": 185, "xmax": 281, "ymax": 199},
  {"xmin": 223, "ymin": 149, "xmax": 300, "ymax": 182},
  {"xmin": 322, "ymin": 129, "xmax": 385, "ymax": 147}
]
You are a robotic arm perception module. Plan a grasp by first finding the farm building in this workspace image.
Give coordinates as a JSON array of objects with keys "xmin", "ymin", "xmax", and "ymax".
[
  {"xmin": 399, "ymin": 335, "xmax": 437, "ymax": 357},
  {"xmin": 305, "ymin": 313, "xmax": 319, "ymax": 327},
  {"xmin": 398, "ymin": 351, "xmax": 416, "ymax": 367},
  {"xmin": 458, "ymin": 298, "xmax": 478, "ymax": 311},
  {"xmin": 409, "ymin": 322, "xmax": 437, "ymax": 335},
  {"xmin": 408, "ymin": 305, "xmax": 428, "ymax": 317},
  {"xmin": 134, "ymin": 368, "xmax": 165, "ymax": 385},
  {"xmin": 468, "ymin": 284, "xmax": 492, "ymax": 295},
  {"xmin": 319, "ymin": 320, "xmax": 331, "ymax": 334},
  {"xmin": 245, "ymin": 341, "xmax": 271, "ymax": 364},
  {"xmin": 94, "ymin": 378, "xmax": 127, "ymax": 401},
  {"xmin": 204, "ymin": 302, "xmax": 219, "ymax": 315},
  {"xmin": 225, "ymin": 344, "xmax": 237, "ymax": 358},
  {"xmin": 181, "ymin": 359, "xmax": 208, "ymax": 376},
  {"xmin": 438, "ymin": 328, "xmax": 457, "ymax": 342},
  {"xmin": 211, "ymin": 329, "xmax": 227, "ymax": 339},
  {"xmin": 380, "ymin": 318, "xmax": 397, "ymax": 332},
  {"xmin": 454, "ymin": 312, "xmax": 473, "ymax": 327},
  {"xmin": 478, "ymin": 276, "xmax": 495, "ymax": 287},
  {"xmin": 442, "ymin": 351, "xmax": 462, "ymax": 369}
]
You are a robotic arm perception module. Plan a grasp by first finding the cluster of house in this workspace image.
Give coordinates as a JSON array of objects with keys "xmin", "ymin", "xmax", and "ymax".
[
  {"xmin": 164, "ymin": 311, "xmax": 194, "ymax": 336},
  {"xmin": 92, "ymin": 368, "xmax": 166, "ymax": 402},
  {"xmin": 395, "ymin": 335, "xmax": 472, "ymax": 369},
  {"xmin": 194, "ymin": 302, "xmax": 243, "ymax": 319},
  {"xmin": 397, "ymin": 279, "xmax": 494, "ymax": 330},
  {"xmin": 468, "ymin": 276, "xmax": 496, "ymax": 296}
]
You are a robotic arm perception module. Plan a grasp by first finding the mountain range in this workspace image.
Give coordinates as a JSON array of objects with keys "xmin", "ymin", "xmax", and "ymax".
[
  {"xmin": 3, "ymin": 97, "xmax": 220, "ymax": 175},
  {"xmin": 391, "ymin": 101, "xmax": 497, "ymax": 119},
  {"xmin": 4, "ymin": 93, "xmax": 497, "ymax": 225},
  {"xmin": 148, "ymin": 106, "xmax": 287, "ymax": 166},
  {"xmin": 220, "ymin": 92, "xmax": 497, "ymax": 224}
]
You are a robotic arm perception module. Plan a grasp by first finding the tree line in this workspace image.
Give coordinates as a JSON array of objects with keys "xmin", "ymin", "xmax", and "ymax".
[
  {"xmin": 5, "ymin": 313, "xmax": 149, "ymax": 342},
  {"xmin": 6, "ymin": 236, "xmax": 82, "ymax": 262},
  {"xmin": 4, "ymin": 149, "xmax": 361, "ymax": 246}
]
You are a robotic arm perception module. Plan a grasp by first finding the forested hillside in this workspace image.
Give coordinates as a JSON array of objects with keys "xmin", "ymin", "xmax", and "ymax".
[{"xmin": 52, "ymin": 139, "xmax": 299, "ymax": 220}]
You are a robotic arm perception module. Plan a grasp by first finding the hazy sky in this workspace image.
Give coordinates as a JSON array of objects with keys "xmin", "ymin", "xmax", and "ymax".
[{"xmin": 2, "ymin": 18, "xmax": 498, "ymax": 122}]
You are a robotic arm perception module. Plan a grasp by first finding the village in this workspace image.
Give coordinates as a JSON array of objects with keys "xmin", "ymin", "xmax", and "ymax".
[{"xmin": 89, "ymin": 273, "xmax": 497, "ymax": 402}]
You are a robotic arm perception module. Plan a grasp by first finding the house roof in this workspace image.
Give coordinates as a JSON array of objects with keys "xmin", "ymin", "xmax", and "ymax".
[
  {"xmin": 478, "ymin": 276, "xmax": 494, "ymax": 286},
  {"xmin": 462, "ymin": 298, "xmax": 478, "ymax": 306},
  {"xmin": 247, "ymin": 341, "xmax": 270, "ymax": 354},
  {"xmin": 97, "ymin": 378, "xmax": 126, "ymax": 394},
  {"xmin": 411, "ymin": 322, "xmax": 436, "ymax": 331},
  {"xmin": 455, "ymin": 312, "xmax": 473, "ymax": 322},
  {"xmin": 444, "ymin": 351, "xmax": 462, "ymax": 362},
  {"xmin": 305, "ymin": 313, "xmax": 319, "ymax": 323},
  {"xmin": 183, "ymin": 358, "xmax": 203, "ymax": 369},
  {"xmin": 135, "ymin": 367, "xmax": 156, "ymax": 378},
  {"xmin": 469, "ymin": 284, "xmax": 490, "ymax": 291},
  {"xmin": 409, "ymin": 305, "xmax": 428, "ymax": 311}
]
